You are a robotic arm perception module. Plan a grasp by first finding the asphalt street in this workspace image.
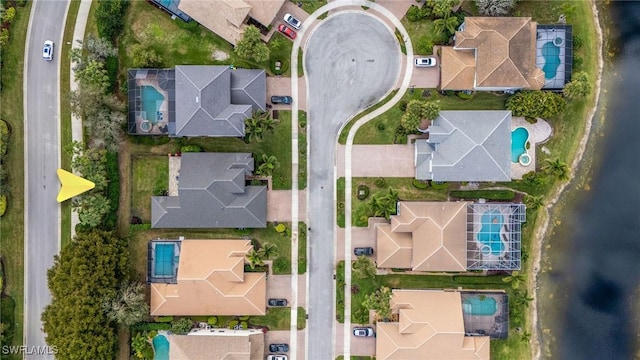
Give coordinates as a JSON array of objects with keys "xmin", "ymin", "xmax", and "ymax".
[
  {"xmin": 304, "ymin": 12, "xmax": 400, "ymax": 360},
  {"xmin": 24, "ymin": 0, "xmax": 68, "ymax": 357}
]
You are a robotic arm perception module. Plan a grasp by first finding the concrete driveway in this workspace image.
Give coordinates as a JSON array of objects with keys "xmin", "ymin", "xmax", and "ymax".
[
  {"xmin": 267, "ymin": 76, "xmax": 308, "ymax": 111},
  {"xmin": 267, "ymin": 190, "xmax": 307, "ymax": 222},
  {"xmin": 334, "ymin": 324, "xmax": 377, "ymax": 357},
  {"xmin": 304, "ymin": 11, "xmax": 400, "ymax": 360},
  {"xmin": 336, "ymin": 144, "xmax": 415, "ymax": 177},
  {"xmin": 336, "ymin": 218, "xmax": 386, "ymax": 261},
  {"xmin": 265, "ymin": 330, "xmax": 306, "ymax": 358},
  {"xmin": 267, "ymin": 274, "xmax": 307, "ymax": 308},
  {"xmin": 410, "ymin": 54, "xmax": 441, "ymax": 89}
]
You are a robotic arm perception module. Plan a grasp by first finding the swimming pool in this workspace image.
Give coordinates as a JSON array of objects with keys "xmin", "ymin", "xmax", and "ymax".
[
  {"xmin": 463, "ymin": 296, "xmax": 498, "ymax": 316},
  {"xmin": 152, "ymin": 334, "xmax": 169, "ymax": 360},
  {"xmin": 477, "ymin": 210, "xmax": 504, "ymax": 256},
  {"xmin": 541, "ymin": 41, "xmax": 561, "ymax": 79},
  {"xmin": 141, "ymin": 85, "xmax": 165, "ymax": 123},
  {"xmin": 154, "ymin": 244, "xmax": 175, "ymax": 277},
  {"xmin": 511, "ymin": 127, "xmax": 529, "ymax": 164}
]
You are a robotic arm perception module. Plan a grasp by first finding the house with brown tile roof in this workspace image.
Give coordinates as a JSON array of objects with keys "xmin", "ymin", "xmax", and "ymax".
[
  {"xmin": 178, "ymin": 0, "xmax": 286, "ymax": 45},
  {"xmin": 376, "ymin": 201, "xmax": 471, "ymax": 272},
  {"xmin": 168, "ymin": 328, "xmax": 265, "ymax": 360},
  {"xmin": 149, "ymin": 239, "xmax": 266, "ymax": 316},
  {"xmin": 440, "ymin": 17, "xmax": 545, "ymax": 91},
  {"xmin": 376, "ymin": 290, "xmax": 490, "ymax": 360}
]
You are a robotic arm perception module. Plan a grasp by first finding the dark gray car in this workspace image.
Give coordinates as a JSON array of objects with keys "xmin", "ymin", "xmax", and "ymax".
[
  {"xmin": 271, "ymin": 96, "xmax": 292, "ymax": 104},
  {"xmin": 354, "ymin": 247, "xmax": 374, "ymax": 256},
  {"xmin": 268, "ymin": 298, "xmax": 288, "ymax": 307},
  {"xmin": 269, "ymin": 343, "xmax": 290, "ymax": 353}
]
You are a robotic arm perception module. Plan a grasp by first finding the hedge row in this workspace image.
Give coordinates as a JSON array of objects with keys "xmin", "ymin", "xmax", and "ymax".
[
  {"xmin": 103, "ymin": 151, "xmax": 119, "ymax": 230},
  {"xmin": 449, "ymin": 190, "xmax": 515, "ymax": 200}
]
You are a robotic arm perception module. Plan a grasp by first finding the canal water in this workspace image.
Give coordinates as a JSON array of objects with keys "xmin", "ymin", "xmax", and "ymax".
[{"xmin": 538, "ymin": 2, "xmax": 640, "ymax": 359}]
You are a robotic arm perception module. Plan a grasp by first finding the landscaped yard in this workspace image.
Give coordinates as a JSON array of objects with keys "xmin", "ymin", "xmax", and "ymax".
[
  {"xmin": 353, "ymin": 90, "xmax": 507, "ymax": 144},
  {"xmin": 337, "ymin": 177, "xmax": 449, "ymax": 227},
  {"xmin": 130, "ymin": 155, "xmax": 168, "ymax": 223}
]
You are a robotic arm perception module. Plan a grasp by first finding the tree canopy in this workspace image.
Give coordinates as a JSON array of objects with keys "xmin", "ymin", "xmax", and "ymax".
[
  {"xmin": 475, "ymin": 0, "xmax": 516, "ymax": 16},
  {"xmin": 235, "ymin": 25, "xmax": 270, "ymax": 63},
  {"xmin": 563, "ymin": 71, "xmax": 591, "ymax": 100},
  {"xmin": 401, "ymin": 100, "xmax": 440, "ymax": 131},
  {"xmin": 42, "ymin": 229, "xmax": 128, "ymax": 360}
]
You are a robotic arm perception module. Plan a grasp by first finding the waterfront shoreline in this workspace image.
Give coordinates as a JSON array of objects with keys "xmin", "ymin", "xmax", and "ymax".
[{"xmin": 530, "ymin": 1, "xmax": 605, "ymax": 359}]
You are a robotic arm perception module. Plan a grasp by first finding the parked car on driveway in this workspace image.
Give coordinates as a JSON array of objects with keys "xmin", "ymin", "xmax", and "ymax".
[
  {"xmin": 271, "ymin": 96, "xmax": 292, "ymax": 105},
  {"xmin": 414, "ymin": 57, "xmax": 437, "ymax": 67},
  {"xmin": 267, "ymin": 355, "xmax": 287, "ymax": 360},
  {"xmin": 42, "ymin": 40, "xmax": 54, "ymax": 61},
  {"xmin": 269, "ymin": 344, "xmax": 289, "ymax": 353},
  {"xmin": 353, "ymin": 327, "xmax": 375, "ymax": 337},
  {"xmin": 268, "ymin": 298, "xmax": 288, "ymax": 307},
  {"xmin": 278, "ymin": 24, "xmax": 297, "ymax": 40},
  {"xmin": 354, "ymin": 247, "xmax": 374, "ymax": 256},
  {"xmin": 284, "ymin": 13, "xmax": 302, "ymax": 29}
]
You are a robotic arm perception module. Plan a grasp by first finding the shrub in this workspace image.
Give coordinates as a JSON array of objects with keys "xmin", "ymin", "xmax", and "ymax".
[
  {"xmin": 228, "ymin": 320, "xmax": 239, "ymax": 329},
  {"xmin": 431, "ymin": 181, "xmax": 448, "ymax": 190},
  {"xmin": 398, "ymin": 100, "xmax": 408, "ymax": 111},
  {"xmin": 155, "ymin": 316, "xmax": 173, "ymax": 323},
  {"xmin": 104, "ymin": 56, "xmax": 119, "ymax": 93},
  {"xmin": 95, "ymin": 0, "xmax": 130, "ymax": 42},
  {"xmin": 573, "ymin": 55, "xmax": 583, "ymax": 69},
  {"xmin": 475, "ymin": 0, "xmax": 516, "ymax": 16},
  {"xmin": 240, "ymin": 321, "xmax": 248, "ymax": 329},
  {"xmin": 406, "ymin": 5, "xmax": 423, "ymax": 21},
  {"xmin": 376, "ymin": 122, "xmax": 386, "ymax": 131},
  {"xmin": 506, "ymin": 91, "xmax": 566, "ymax": 119},
  {"xmin": 180, "ymin": 145, "xmax": 202, "ymax": 153},
  {"xmin": 207, "ymin": 316, "xmax": 218, "ymax": 325},
  {"xmin": 450, "ymin": 190, "xmax": 515, "ymax": 200},
  {"xmin": 0, "ymin": 119, "xmax": 10, "ymax": 156},
  {"xmin": 238, "ymin": 316, "xmax": 249, "ymax": 321},
  {"xmin": 273, "ymin": 257, "xmax": 290, "ymax": 274},
  {"xmin": 103, "ymin": 151, "xmax": 119, "ymax": 230},
  {"xmin": 374, "ymin": 177, "xmax": 386, "ymax": 188},
  {"xmin": 171, "ymin": 318, "xmax": 193, "ymax": 334},
  {"xmin": 356, "ymin": 184, "xmax": 370, "ymax": 200},
  {"xmin": 130, "ymin": 322, "xmax": 171, "ymax": 332},
  {"xmin": 456, "ymin": 91, "xmax": 472, "ymax": 100},
  {"xmin": 299, "ymin": 114, "xmax": 307, "ymax": 128},
  {"xmin": 412, "ymin": 179, "xmax": 428, "ymax": 189},
  {"xmin": 274, "ymin": 223, "xmax": 287, "ymax": 233},
  {"xmin": 0, "ymin": 194, "xmax": 7, "ymax": 217},
  {"xmin": 573, "ymin": 34, "xmax": 583, "ymax": 49}
]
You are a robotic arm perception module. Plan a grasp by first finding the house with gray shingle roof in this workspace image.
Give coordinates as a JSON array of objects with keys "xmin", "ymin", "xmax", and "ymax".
[
  {"xmin": 415, "ymin": 111, "xmax": 511, "ymax": 182},
  {"xmin": 127, "ymin": 66, "xmax": 265, "ymax": 137},
  {"xmin": 173, "ymin": 65, "xmax": 266, "ymax": 137},
  {"xmin": 151, "ymin": 152, "xmax": 267, "ymax": 228}
]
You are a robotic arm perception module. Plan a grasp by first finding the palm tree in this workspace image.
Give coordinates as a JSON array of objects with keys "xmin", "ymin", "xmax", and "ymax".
[
  {"xmin": 520, "ymin": 331, "xmax": 532, "ymax": 343},
  {"xmin": 256, "ymin": 154, "xmax": 280, "ymax": 176},
  {"xmin": 433, "ymin": 14, "xmax": 459, "ymax": 38},
  {"xmin": 542, "ymin": 157, "xmax": 570, "ymax": 181},
  {"xmin": 257, "ymin": 242, "xmax": 278, "ymax": 260},
  {"xmin": 352, "ymin": 255, "xmax": 376, "ymax": 279},
  {"xmin": 246, "ymin": 248, "xmax": 264, "ymax": 269},
  {"xmin": 502, "ymin": 270, "xmax": 526, "ymax": 289},
  {"xmin": 524, "ymin": 195, "xmax": 544, "ymax": 210},
  {"xmin": 512, "ymin": 290, "xmax": 534, "ymax": 308},
  {"xmin": 244, "ymin": 116, "xmax": 265, "ymax": 142}
]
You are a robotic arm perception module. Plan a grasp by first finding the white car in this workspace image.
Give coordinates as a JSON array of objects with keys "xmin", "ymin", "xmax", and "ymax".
[
  {"xmin": 283, "ymin": 13, "xmax": 302, "ymax": 30},
  {"xmin": 353, "ymin": 327, "xmax": 375, "ymax": 337},
  {"xmin": 42, "ymin": 40, "xmax": 54, "ymax": 61},
  {"xmin": 414, "ymin": 57, "xmax": 436, "ymax": 67},
  {"xmin": 266, "ymin": 355, "xmax": 287, "ymax": 360}
]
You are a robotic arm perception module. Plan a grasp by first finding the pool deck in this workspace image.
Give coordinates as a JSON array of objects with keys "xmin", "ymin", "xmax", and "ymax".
[{"xmin": 511, "ymin": 116, "xmax": 552, "ymax": 179}]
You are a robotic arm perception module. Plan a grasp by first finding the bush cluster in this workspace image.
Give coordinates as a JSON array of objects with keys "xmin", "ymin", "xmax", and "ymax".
[
  {"xmin": 374, "ymin": 177, "xmax": 387, "ymax": 188},
  {"xmin": 104, "ymin": 151, "xmax": 119, "ymax": 230},
  {"xmin": 96, "ymin": 0, "xmax": 130, "ymax": 43},
  {"xmin": 411, "ymin": 179, "xmax": 429, "ymax": 189},
  {"xmin": 180, "ymin": 145, "xmax": 203, "ymax": 153},
  {"xmin": 356, "ymin": 184, "xmax": 370, "ymax": 200}
]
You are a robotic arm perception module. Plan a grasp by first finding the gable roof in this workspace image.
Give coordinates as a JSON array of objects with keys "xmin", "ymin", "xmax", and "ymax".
[
  {"xmin": 174, "ymin": 66, "xmax": 266, "ymax": 137},
  {"xmin": 415, "ymin": 111, "xmax": 511, "ymax": 182},
  {"xmin": 178, "ymin": 0, "xmax": 285, "ymax": 45},
  {"xmin": 169, "ymin": 329, "xmax": 264, "ymax": 360},
  {"xmin": 376, "ymin": 202, "xmax": 470, "ymax": 272},
  {"xmin": 150, "ymin": 239, "xmax": 266, "ymax": 316},
  {"xmin": 151, "ymin": 153, "xmax": 267, "ymax": 229},
  {"xmin": 441, "ymin": 17, "xmax": 545, "ymax": 90},
  {"xmin": 376, "ymin": 290, "xmax": 490, "ymax": 360}
]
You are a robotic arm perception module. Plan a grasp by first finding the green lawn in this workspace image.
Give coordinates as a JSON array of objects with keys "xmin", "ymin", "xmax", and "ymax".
[
  {"xmin": 354, "ymin": 90, "xmax": 507, "ymax": 144},
  {"xmin": 60, "ymin": 0, "xmax": 81, "ymax": 248},
  {"xmin": 184, "ymin": 110, "xmax": 293, "ymax": 189},
  {"xmin": 401, "ymin": 15, "xmax": 438, "ymax": 55},
  {"xmin": 130, "ymin": 155, "xmax": 168, "ymax": 223},
  {"xmin": 0, "ymin": 2, "xmax": 32, "ymax": 355},
  {"xmin": 294, "ymin": 0, "xmax": 328, "ymax": 15},
  {"xmin": 298, "ymin": 223, "xmax": 307, "ymax": 274},
  {"xmin": 298, "ymin": 111, "xmax": 308, "ymax": 189},
  {"xmin": 337, "ymin": 177, "xmax": 449, "ymax": 227},
  {"xmin": 338, "ymin": 90, "xmax": 398, "ymax": 144}
]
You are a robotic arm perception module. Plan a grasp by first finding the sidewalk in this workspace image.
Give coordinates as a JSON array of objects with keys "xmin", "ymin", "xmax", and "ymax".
[{"xmin": 69, "ymin": 0, "xmax": 92, "ymax": 238}]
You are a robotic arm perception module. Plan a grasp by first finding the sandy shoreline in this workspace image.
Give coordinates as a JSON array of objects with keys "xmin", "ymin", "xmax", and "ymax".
[{"xmin": 529, "ymin": 1, "xmax": 605, "ymax": 359}]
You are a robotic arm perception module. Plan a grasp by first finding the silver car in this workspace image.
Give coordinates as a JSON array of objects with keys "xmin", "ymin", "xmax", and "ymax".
[{"xmin": 284, "ymin": 13, "xmax": 302, "ymax": 30}]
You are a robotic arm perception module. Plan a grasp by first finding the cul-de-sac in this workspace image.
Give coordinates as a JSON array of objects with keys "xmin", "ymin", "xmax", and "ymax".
[{"xmin": 0, "ymin": 0, "xmax": 601, "ymax": 359}]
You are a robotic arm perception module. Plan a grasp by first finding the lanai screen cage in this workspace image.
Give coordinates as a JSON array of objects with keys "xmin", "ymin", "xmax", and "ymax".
[
  {"xmin": 466, "ymin": 203, "xmax": 526, "ymax": 270},
  {"xmin": 127, "ymin": 69, "xmax": 176, "ymax": 135}
]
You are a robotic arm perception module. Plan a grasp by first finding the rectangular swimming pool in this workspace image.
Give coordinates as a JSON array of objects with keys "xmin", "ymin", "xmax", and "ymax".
[
  {"xmin": 154, "ymin": 244, "xmax": 175, "ymax": 277},
  {"xmin": 463, "ymin": 296, "xmax": 498, "ymax": 316}
]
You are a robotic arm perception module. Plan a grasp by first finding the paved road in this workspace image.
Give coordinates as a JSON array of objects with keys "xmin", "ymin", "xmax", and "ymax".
[
  {"xmin": 304, "ymin": 11, "xmax": 400, "ymax": 360},
  {"xmin": 24, "ymin": 0, "xmax": 68, "ymax": 357}
]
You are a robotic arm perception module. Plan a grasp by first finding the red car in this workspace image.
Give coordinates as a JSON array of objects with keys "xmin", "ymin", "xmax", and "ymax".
[{"xmin": 278, "ymin": 24, "xmax": 297, "ymax": 40}]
